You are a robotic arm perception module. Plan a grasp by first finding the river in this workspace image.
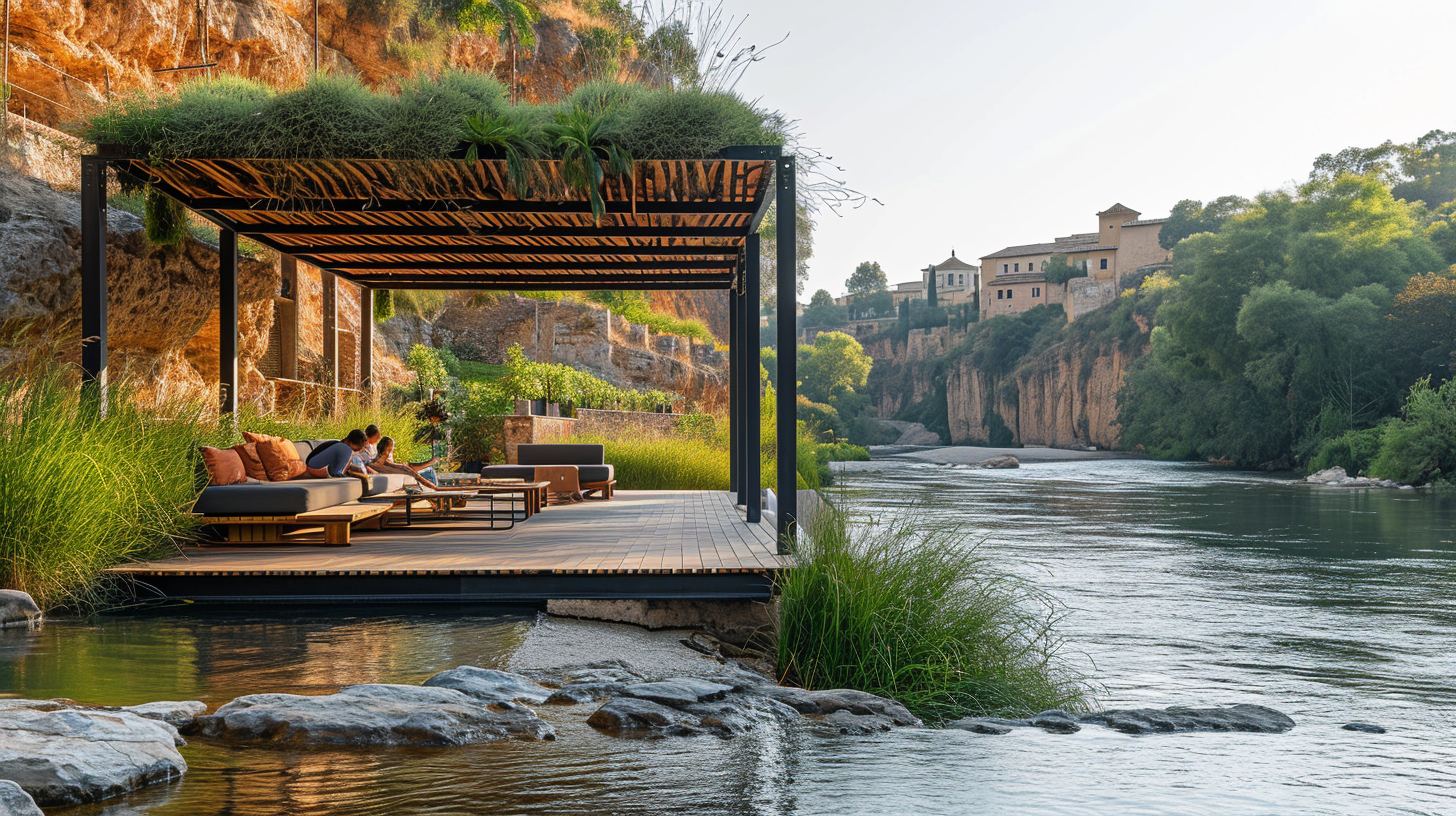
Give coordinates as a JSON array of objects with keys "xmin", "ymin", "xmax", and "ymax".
[{"xmin": 3, "ymin": 459, "xmax": 1453, "ymax": 815}]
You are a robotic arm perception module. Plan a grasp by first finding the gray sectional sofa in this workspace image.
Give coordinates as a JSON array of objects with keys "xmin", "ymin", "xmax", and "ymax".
[
  {"xmin": 194, "ymin": 439, "xmax": 408, "ymax": 517},
  {"xmin": 480, "ymin": 443, "xmax": 615, "ymax": 493}
]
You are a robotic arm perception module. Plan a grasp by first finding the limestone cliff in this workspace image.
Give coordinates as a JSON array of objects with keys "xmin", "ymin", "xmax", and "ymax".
[{"xmin": 867, "ymin": 322, "xmax": 1146, "ymax": 450}]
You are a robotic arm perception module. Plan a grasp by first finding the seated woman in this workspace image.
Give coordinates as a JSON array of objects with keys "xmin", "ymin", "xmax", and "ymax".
[
  {"xmin": 306, "ymin": 429, "xmax": 371, "ymax": 488},
  {"xmin": 370, "ymin": 437, "xmax": 440, "ymax": 488}
]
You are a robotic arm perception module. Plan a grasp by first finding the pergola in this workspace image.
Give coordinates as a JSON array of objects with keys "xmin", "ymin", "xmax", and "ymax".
[{"xmin": 78, "ymin": 146, "xmax": 799, "ymax": 545}]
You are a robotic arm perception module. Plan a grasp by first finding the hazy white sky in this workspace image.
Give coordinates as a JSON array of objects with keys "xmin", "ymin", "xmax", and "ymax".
[{"xmin": 720, "ymin": 0, "xmax": 1456, "ymax": 297}]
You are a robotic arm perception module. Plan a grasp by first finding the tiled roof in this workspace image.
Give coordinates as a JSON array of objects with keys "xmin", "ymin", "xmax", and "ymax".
[
  {"xmin": 894, "ymin": 280, "xmax": 924, "ymax": 291},
  {"xmin": 1097, "ymin": 203, "xmax": 1140, "ymax": 217},
  {"xmin": 1122, "ymin": 217, "xmax": 1168, "ymax": 227},
  {"xmin": 981, "ymin": 236, "xmax": 1108, "ymax": 260},
  {"xmin": 928, "ymin": 251, "xmax": 978, "ymax": 271}
]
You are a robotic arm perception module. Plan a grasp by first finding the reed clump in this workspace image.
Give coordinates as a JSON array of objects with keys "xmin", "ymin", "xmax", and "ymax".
[{"xmin": 776, "ymin": 505, "xmax": 1092, "ymax": 723}]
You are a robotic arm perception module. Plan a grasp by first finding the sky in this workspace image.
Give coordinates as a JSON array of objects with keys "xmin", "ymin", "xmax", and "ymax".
[{"xmin": 713, "ymin": 0, "xmax": 1456, "ymax": 298}]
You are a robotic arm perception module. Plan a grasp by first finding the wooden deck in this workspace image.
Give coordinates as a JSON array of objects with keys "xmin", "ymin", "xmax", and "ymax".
[{"xmin": 110, "ymin": 491, "xmax": 786, "ymax": 603}]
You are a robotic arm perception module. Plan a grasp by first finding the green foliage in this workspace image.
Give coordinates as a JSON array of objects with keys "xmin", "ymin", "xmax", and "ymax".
[
  {"xmin": 775, "ymin": 504, "xmax": 1090, "ymax": 723},
  {"xmin": 1120, "ymin": 173, "xmax": 1446, "ymax": 468},
  {"xmin": 800, "ymin": 289, "xmax": 846, "ymax": 331},
  {"xmin": 144, "ymin": 189, "xmax": 189, "ymax": 246},
  {"xmin": 798, "ymin": 331, "xmax": 872, "ymax": 404},
  {"xmin": 845, "ymin": 261, "xmax": 887, "ymax": 296},
  {"xmin": 1308, "ymin": 423, "xmax": 1388, "ymax": 476},
  {"xmin": 406, "ymin": 344, "xmax": 453, "ymax": 395},
  {"xmin": 374, "ymin": 290, "xmax": 396, "ymax": 323},
  {"xmin": 758, "ymin": 199, "xmax": 815, "ymax": 302},
  {"xmin": 584, "ymin": 290, "xmax": 714, "ymax": 342},
  {"xmin": 1386, "ymin": 272, "xmax": 1456, "ymax": 388},
  {"xmin": 639, "ymin": 19, "xmax": 699, "ymax": 87},
  {"xmin": 0, "ymin": 369, "xmax": 206, "ymax": 610},
  {"xmin": 1043, "ymin": 253, "xmax": 1086, "ymax": 286},
  {"xmin": 575, "ymin": 432, "xmax": 728, "ymax": 490},
  {"xmin": 393, "ymin": 290, "xmax": 449, "ymax": 320},
  {"xmin": 1312, "ymin": 129, "xmax": 1456, "ymax": 207},
  {"xmin": 1370, "ymin": 377, "xmax": 1456, "ymax": 485},
  {"xmin": 1158, "ymin": 195, "xmax": 1253, "ymax": 250}
]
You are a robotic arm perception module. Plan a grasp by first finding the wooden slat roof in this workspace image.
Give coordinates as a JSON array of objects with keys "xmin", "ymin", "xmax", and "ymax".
[{"xmin": 111, "ymin": 151, "xmax": 779, "ymax": 290}]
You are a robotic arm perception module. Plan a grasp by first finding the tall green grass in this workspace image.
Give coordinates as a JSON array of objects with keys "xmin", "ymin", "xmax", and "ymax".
[
  {"xmin": 574, "ymin": 432, "xmax": 729, "ymax": 490},
  {"xmin": 776, "ymin": 504, "xmax": 1091, "ymax": 723},
  {"xmin": 0, "ymin": 370, "xmax": 209, "ymax": 610}
]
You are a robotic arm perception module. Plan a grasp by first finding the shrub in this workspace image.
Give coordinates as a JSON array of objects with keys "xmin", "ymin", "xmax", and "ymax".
[
  {"xmin": 1370, "ymin": 376, "xmax": 1456, "ymax": 484},
  {"xmin": 775, "ymin": 504, "xmax": 1091, "ymax": 723},
  {"xmin": 1307, "ymin": 424, "xmax": 1388, "ymax": 476}
]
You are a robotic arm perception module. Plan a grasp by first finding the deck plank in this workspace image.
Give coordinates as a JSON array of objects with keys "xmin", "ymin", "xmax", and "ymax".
[{"xmin": 111, "ymin": 491, "xmax": 786, "ymax": 578}]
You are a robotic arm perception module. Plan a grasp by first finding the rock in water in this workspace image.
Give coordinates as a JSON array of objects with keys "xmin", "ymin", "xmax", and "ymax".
[
  {"xmin": 0, "ymin": 780, "xmax": 43, "ymax": 816},
  {"xmin": 981, "ymin": 455, "xmax": 1021, "ymax": 469},
  {"xmin": 619, "ymin": 679, "xmax": 734, "ymax": 708},
  {"xmin": 422, "ymin": 667, "xmax": 555, "ymax": 705},
  {"xmin": 0, "ymin": 591, "xmax": 41, "ymax": 629},
  {"xmin": 946, "ymin": 717, "xmax": 1019, "ymax": 735},
  {"xmin": 0, "ymin": 708, "xmax": 186, "ymax": 807},
  {"xmin": 757, "ymin": 687, "xmax": 922, "ymax": 727},
  {"xmin": 586, "ymin": 698, "xmax": 704, "ymax": 737},
  {"xmin": 1343, "ymin": 722, "xmax": 1386, "ymax": 734},
  {"xmin": 193, "ymin": 684, "xmax": 554, "ymax": 746},
  {"xmin": 1079, "ymin": 704, "xmax": 1295, "ymax": 734},
  {"xmin": 819, "ymin": 709, "xmax": 896, "ymax": 735},
  {"xmin": 1029, "ymin": 710, "xmax": 1081, "ymax": 733}
]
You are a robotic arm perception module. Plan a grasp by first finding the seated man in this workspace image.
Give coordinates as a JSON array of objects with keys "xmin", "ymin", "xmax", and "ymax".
[
  {"xmin": 352, "ymin": 424, "xmax": 382, "ymax": 474},
  {"xmin": 307, "ymin": 429, "xmax": 371, "ymax": 485},
  {"xmin": 370, "ymin": 436, "xmax": 440, "ymax": 487}
]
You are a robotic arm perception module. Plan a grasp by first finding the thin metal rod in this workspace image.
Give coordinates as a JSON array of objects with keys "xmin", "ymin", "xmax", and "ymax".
[
  {"xmin": 745, "ymin": 232, "xmax": 761, "ymax": 524},
  {"xmin": 729, "ymin": 277, "xmax": 741, "ymax": 501},
  {"xmin": 80, "ymin": 157, "xmax": 108, "ymax": 410},
  {"xmin": 219, "ymin": 228, "xmax": 239, "ymax": 414},
  {"xmin": 2, "ymin": 0, "xmax": 9, "ymax": 143},
  {"xmin": 153, "ymin": 62, "xmax": 219, "ymax": 74},
  {"xmin": 359, "ymin": 286, "xmax": 374, "ymax": 391},
  {"xmin": 775, "ymin": 155, "xmax": 797, "ymax": 549},
  {"xmin": 5, "ymin": 82, "xmax": 75, "ymax": 111}
]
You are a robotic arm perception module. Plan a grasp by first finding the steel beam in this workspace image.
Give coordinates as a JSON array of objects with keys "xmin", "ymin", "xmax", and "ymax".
[
  {"xmin": 276, "ymin": 243, "xmax": 742, "ymax": 257},
  {"xmin": 729, "ymin": 279, "xmax": 741, "ymax": 501},
  {"xmin": 359, "ymin": 286, "xmax": 374, "ymax": 391},
  {"xmin": 236, "ymin": 225, "xmax": 750, "ymax": 239},
  {"xmin": 321, "ymin": 268, "xmax": 338, "ymax": 394},
  {"xmin": 182, "ymin": 198, "xmax": 761, "ymax": 216},
  {"xmin": 775, "ymin": 156, "xmax": 797, "ymax": 550},
  {"xmin": 80, "ymin": 156, "xmax": 108, "ymax": 409},
  {"xmin": 219, "ymin": 228, "xmax": 239, "ymax": 414},
  {"xmin": 745, "ymin": 233, "xmax": 762, "ymax": 524},
  {"xmin": 308, "ymin": 259, "xmax": 736, "ymax": 272}
]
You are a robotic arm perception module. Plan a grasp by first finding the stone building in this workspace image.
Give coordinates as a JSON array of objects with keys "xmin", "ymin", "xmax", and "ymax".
[{"xmin": 979, "ymin": 204, "xmax": 1170, "ymax": 320}]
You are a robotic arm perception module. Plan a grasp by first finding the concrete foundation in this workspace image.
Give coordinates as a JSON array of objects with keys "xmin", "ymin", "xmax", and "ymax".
[{"xmin": 546, "ymin": 598, "xmax": 776, "ymax": 646}]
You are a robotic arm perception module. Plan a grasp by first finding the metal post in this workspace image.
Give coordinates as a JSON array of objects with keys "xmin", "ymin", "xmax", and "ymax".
[
  {"xmin": 359, "ymin": 285, "xmax": 374, "ymax": 392},
  {"xmin": 321, "ymin": 268, "xmax": 338, "ymax": 408},
  {"xmin": 729, "ymin": 277, "xmax": 741, "ymax": 501},
  {"xmin": 219, "ymin": 228, "xmax": 238, "ymax": 414},
  {"xmin": 3, "ymin": 0, "xmax": 11, "ymax": 144},
  {"xmin": 775, "ymin": 155, "xmax": 797, "ymax": 549},
  {"xmin": 80, "ymin": 156, "xmax": 108, "ymax": 410},
  {"xmin": 745, "ymin": 233, "xmax": 762, "ymax": 524},
  {"xmin": 278, "ymin": 255, "xmax": 298, "ymax": 379}
]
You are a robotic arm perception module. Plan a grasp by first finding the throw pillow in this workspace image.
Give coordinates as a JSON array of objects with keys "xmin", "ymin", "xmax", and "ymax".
[
  {"xmin": 304, "ymin": 465, "xmax": 331, "ymax": 479},
  {"xmin": 232, "ymin": 442, "xmax": 268, "ymax": 481},
  {"xmin": 245, "ymin": 432, "xmax": 307, "ymax": 482},
  {"xmin": 200, "ymin": 446, "xmax": 247, "ymax": 486}
]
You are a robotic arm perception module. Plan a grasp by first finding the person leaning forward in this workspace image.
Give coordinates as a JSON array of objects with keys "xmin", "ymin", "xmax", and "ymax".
[{"xmin": 307, "ymin": 429, "xmax": 372, "ymax": 490}]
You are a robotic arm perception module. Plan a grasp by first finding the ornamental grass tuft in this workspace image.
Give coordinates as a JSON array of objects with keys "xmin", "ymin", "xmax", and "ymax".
[{"xmin": 776, "ymin": 505, "xmax": 1092, "ymax": 723}]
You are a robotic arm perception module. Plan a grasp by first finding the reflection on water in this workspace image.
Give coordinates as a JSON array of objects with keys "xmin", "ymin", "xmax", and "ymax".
[{"xmin": 3, "ymin": 460, "xmax": 1455, "ymax": 815}]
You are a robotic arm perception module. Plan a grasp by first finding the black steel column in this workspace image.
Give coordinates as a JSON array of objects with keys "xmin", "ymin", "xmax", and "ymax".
[
  {"xmin": 729, "ymin": 278, "xmax": 741, "ymax": 501},
  {"xmin": 359, "ymin": 286, "xmax": 374, "ymax": 392},
  {"xmin": 775, "ymin": 155, "xmax": 797, "ymax": 549},
  {"xmin": 219, "ymin": 228, "xmax": 238, "ymax": 415},
  {"xmin": 80, "ymin": 156, "xmax": 108, "ymax": 409},
  {"xmin": 745, "ymin": 233, "xmax": 762, "ymax": 524}
]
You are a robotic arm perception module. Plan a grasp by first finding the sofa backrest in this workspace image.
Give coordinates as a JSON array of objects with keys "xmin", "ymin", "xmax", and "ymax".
[
  {"xmin": 518, "ymin": 443, "xmax": 605, "ymax": 466},
  {"xmin": 294, "ymin": 440, "xmax": 318, "ymax": 460}
]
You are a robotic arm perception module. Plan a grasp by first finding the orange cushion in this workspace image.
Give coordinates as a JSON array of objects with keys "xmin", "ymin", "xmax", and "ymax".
[
  {"xmin": 232, "ymin": 442, "xmax": 268, "ymax": 481},
  {"xmin": 200, "ymin": 446, "xmax": 247, "ymax": 486},
  {"xmin": 305, "ymin": 465, "xmax": 331, "ymax": 479},
  {"xmin": 244, "ymin": 432, "xmax": 306, "ymax": 482}
]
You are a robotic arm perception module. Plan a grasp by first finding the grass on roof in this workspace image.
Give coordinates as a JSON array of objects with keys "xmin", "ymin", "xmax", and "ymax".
[{"xmin": 85, "ymin": 72, "xmax": 784, "ymax": 163}]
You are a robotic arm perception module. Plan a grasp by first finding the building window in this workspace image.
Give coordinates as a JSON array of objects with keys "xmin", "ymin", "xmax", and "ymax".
[
  {"xmin": 1003, "ymin": 264, "xmax": 1008, "ymax": 274},
  {"xmin": 1007, "ymin": 289, "xmax": 1013, "ymax": 299},
  {"xmin": 947, "ymin": 273, "xmax": 953, "ymax": 287},
  {"xmin": 997, "ymin": 290, "xmax": 1004, "ymax": 300},
  {"xmin": 1100, "ymin": 258, "xmax": 1108, "ymax": 270},
  {"xmin": 1033, "ymin": 287, "xmax": 1041, "ymax": 297},
  {"xmin": 959, "ymin": 274, "xmax": 964, "ymax": 286},
  {"xmin": 1041, "ymin": 261, "xmax": 1047, "ymax": 271}
]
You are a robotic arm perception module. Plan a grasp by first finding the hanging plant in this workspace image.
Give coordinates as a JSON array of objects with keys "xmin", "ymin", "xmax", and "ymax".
[
  {"xmin": 544, "ymin": 107, "xmax": 633, "ymax": 224},
  {"xmin": 144, "ymin": 188, "xmax": 189, "ymax": 246},
  {"xmin": 462, "ymin": 112, "xmax": 544, "ymax": 198},
  {"xmin": 374, "ymin": 289, "xmax": 396, "ymax": 323}
]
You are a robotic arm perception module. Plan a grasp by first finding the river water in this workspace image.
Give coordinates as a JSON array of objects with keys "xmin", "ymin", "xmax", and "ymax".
[{"xmin": 3, "ymin": 459, "xmax": 1454, "ymax": 815}]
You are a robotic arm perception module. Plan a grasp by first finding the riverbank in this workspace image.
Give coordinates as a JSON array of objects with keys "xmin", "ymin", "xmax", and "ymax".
[{"xmin": 871, "ymin": 444, "xmax": 1141, "ymax": 465}]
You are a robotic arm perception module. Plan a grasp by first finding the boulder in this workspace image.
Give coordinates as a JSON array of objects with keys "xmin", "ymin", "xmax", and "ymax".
[
  {"xmin": 981, "ymin": 455, "xmax": 1021, "ymax": 469},
  {"xmin": 121, "ymin": 701, "xmax": 208, "ymax": 731},
  {"xmin": 946, "ymin": 717, "xmax": 1019, "ymax": 735},
  {"xmin": 586, "ymin": 698, "xmax": 704, "ymax": 738},
  {"xmin": 0, "ymin": 591, "xmax": 41, "ymax": 629},
  {"xmin": 192, "ymin": 684, "xmax": 554, "ymax": 746},
  {"xmin": 819, "ymin": 709, "xmax": 895, "ymax": 735},
  {"xmin": 0, "ymin": 708, "xmax": 185, "ymax": 807},
  {"xmin": 1079, "ymin": 704, "xmax": 1295, "ymax": 734},
  {"xmin": 421, "ymin": 666, "xmax": 554, "ymax": 705},
  {"xmin": 620, "ymin": 679, "xmax": 734, "ymax": 708},
  {"xmin": 0, "ymin": 781, "xmax": 42, "ymax": 816},
  {"xmin": 1306, "ymin": 466, "xmax": 1347, "ymax": 483},
  {"xmin": 1028, "ymin": 709, "xmax": 1081, "ymax": 733},
  {"xmin": 1343, "ymin": 722, "xmax": 1386, "ymax": 734},
  {"xmin": 756, "ymin": 687, "xmax": 922, "ymax": 727},
  {"xmin": 544, "ymin": 683, "xmax": 626, "ymax": 705}
]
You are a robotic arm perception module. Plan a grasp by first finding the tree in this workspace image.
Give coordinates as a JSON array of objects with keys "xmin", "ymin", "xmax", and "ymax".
[
  {"xmin": 758, "ymin": 200, "xmax": 815, "ymax": 306},
  {"xmin": 1043, "ymin": 253, "xmax": 1086, "ymax": 285},
  {"xmin": 845, "ymin": 261, "xmax": 887, "ymax": 296},
  {"xmin": 798, "ymin": 331, "xmax": 873, "ymax": 404},
  {"xmin": 926, "ymin": 267, "xmax": 938, "ymax": 308},
  {"xmin": 456, "ymin": 0, "xmax": 543, "ymax": 104},
  {"xmin": 1158, "ymin": 196, "xmax": 1253, "ymax": 249},
  {"xmin": 801, "ymin": 289, "xmax": 846, "ymax": 330}
]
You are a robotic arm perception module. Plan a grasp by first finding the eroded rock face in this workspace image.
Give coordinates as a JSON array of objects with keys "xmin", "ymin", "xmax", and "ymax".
[
  {"xmin": 0, "ymin": 780, "xmax": 43, "ymax": 816},
  {"xmin": 1078, "ymin": 704, "xmax": 1296, "ymax": 735},
  {"xmin": 0, "ymin": 708, "xmax": 186, "ymax": 807},
  {"xmin": 192, "ymin": 684, "xmax": 555, "ymax": 745},
  {"xmin": 0, "ymin": 591, "xmax": 41, "ymax": 629},
  {"xmin": 422, "ymin": 667, "xmax": 554, "ymax": 705}
]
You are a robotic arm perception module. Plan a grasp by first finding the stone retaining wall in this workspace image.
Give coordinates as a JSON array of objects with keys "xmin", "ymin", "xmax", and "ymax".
[{"xmin": 573, "ymin": 408, "xmax": 679, "ymax": 438}]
